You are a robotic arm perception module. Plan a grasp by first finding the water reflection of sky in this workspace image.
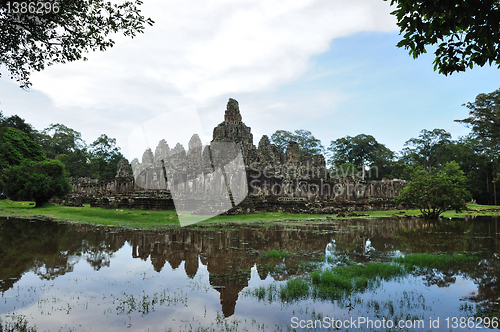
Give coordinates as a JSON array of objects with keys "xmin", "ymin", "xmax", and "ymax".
[
  {"xmin": 2, "ymin": 251, "xmax": 490, "ymax": 331},
  {"xmin": 0, "ymin": 217, "xmax": 499, "ymax": 331}
]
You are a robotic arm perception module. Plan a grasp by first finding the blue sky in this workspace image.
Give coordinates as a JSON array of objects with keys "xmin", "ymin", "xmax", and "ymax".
[{"xmin": 0, "ymin": 0, "xmax": 498, "ymax": 161}]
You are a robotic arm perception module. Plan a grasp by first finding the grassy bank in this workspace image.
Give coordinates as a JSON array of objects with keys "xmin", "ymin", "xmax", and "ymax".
[
  {"xmin": 0, "ymin": 199, "xmax": 180, "ymax": 229},
  {"xmin": 0, "ymin": 200, "xmax": 328, "ymax": 229},
  {"xmin": 0, "ymin": 199, "xmax": 498, "ymax": 229}
]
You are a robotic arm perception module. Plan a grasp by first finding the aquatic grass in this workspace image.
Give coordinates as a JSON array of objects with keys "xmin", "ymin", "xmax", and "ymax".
[
  {"xmin": 261, "ymin": 250, "xmax": 292, "ymax": 259},
  {"xmin": 252, "ymin": 285, "xmax": 267, "ymax": 301},
  {"xmin": 311, "ymin": 262, "xmax": 406, "ymax": 299},
  {"xmin": 296, "ymin": 260, "xmax": 318, "ymax": 271},
  {"xmin": 260, "ymin": 263, "xmax": 286, "ymax": 274},
  {"xmin": 279, "ymin": 278, "xmax": 310, "ymax": 302},
  {"xmin": 393, "ymin": 253, "xmax": 479, "ymax": 270},
  {"xmin": 0, "ymin": 314, "xmax": 37, "ymax": 332},
  {"xmin": 320, "ymin": 255, "xmax": 336, "ymax": 264},
  {"xmin": 114, "ymin": 290, "xmax": 187, "ymax": 315},
  {"xmin": 250, "ymin": 255, "xmax": 473, "ymax": 304},
  {"xmin": 249, "ymin": 279, "xmax": 309, "ymax": 302},
  {"xmin": 320, "ymin": 255, "xmax": 353, "ymax": 266},
  {"xmin": 249, "ymin": 262, "xmax": 406, "ymax": 303}
]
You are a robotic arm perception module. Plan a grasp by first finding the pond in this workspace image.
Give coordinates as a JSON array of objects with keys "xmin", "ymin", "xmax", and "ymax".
[{"xmin": 0, "ymin": 216, "xmax": 499, "ymax": 331}]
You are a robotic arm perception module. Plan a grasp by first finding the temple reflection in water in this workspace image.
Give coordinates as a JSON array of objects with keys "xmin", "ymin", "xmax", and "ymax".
[{"xmin": 0, "ymin": 217, "xmax": 499, "ymax": 317}]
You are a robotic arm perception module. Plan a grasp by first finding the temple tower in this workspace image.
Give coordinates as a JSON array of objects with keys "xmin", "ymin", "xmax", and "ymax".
[{"xmin": 212, "ymin": 98, "xmax": 257, "ymax": 166}]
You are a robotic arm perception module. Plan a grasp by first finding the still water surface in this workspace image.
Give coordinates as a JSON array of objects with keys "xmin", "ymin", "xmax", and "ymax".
[{"xmin": 0, "ymin": 217, "xmax": 499, "ymax": 331}]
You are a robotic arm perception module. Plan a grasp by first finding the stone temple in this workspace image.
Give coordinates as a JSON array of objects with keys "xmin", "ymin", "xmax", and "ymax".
[{"xmin": 68, "ymin": 98, "xmax": 406, "ymax": 213}]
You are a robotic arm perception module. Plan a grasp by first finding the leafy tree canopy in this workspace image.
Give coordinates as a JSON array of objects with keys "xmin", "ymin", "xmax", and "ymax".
[
  {"xmin": 330, "ymin": 162, "xmax": 359, "ymax": 179},
  {"xmin": 386, "ymin": 161, "xmax": 416, "ymax": 181},
  {"xmin": 2, "ymin": 159, "xmax": 71, "ymax": 207},
  {"xmin": 328, "ymin": 134, "xmax": 393, "ymax": 166},
  {"xmin": 0, "ymin": 127, "xmax": 45, "ymax": 169},
  {"xmin": 386, "ymin": 0, "xmax": 500, "ymax": 75},
  {"xmin": 61, "ymin": 148, "xmax": 91, "ymax": 178},
  {"xmin": 401, "ymin": 128, "xmax": 452, "ymax": 171},
  {"xmin": 327, "ymin": 134, "xmax": 394, "ymax": 179},
  {"xmin": 1, "ymin": 0, "xmax": 154, "ymax": 88},
  {"xmin": 38, "ymin": 123, "xmax": 86, "ymax": 159},
  {"xmin": 270, "ymin": 129, "xmax": 324, "ymax": 159},
  {"xmin": 395, "ymin": 161, "xmax": 471, "ymax": 219},
  {"xmin": 0, "ymin": 112, "xmax": 36, "ymax": 138},
  {"xmin": 90, "ymin": 134, "xmax": 120, "ymax": 161},
  {"xmin": 89, "ymin": 134, "xmax": 125, "ymax": 179},
  {"xmin": 456, "ymin": 88, "xmax": 500, "ymax": 146},
  {"xmin": 454, "ymin": 89, "xmax": 500, "ymax": 204}
]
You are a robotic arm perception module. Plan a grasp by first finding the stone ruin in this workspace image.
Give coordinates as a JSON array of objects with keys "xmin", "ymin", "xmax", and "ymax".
[{"xmin": 68, "ymin": 98, "xmax": 406, "ymax": 213}]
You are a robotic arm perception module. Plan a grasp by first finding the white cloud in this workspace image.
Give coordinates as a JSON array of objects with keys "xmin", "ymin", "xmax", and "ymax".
[{"xmin": 29, "ymin": 0, "xmax": 397, "ymax": 110}]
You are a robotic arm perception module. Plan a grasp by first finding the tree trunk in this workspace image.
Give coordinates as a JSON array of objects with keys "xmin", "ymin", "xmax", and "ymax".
[
  {"xmin": 35, "ymin": 197, "xmax": 49, "ymax": 208},
  {"xmin": 422, "ymin": 208, "xmax": 442, "ymax": 220},
  {"xmin": 495, "ymin": 182, "xmax": 497, "ymax": 206},
  {"xmin": 486, "ymin": 171, "xmax": 491, "ymax": 204}
]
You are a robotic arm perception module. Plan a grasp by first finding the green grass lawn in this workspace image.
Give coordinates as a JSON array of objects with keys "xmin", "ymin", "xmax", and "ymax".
[
  {"xmin": 0, "ymin": 199, "xmax": 498, "ymax": 229},
  {"xmin": 0, "ymin": 200, "xmax": 329, "ymax": 229},
  {"xmin": 0, "ymin": 200, "xmax": 181, "ymax": 229},
  {"xmin": 359, "ymin": 204, "xmax": 500, "ymax": 218}
]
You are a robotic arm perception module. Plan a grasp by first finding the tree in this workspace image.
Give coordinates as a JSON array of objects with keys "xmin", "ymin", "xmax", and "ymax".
[
  {"xmin": 63, "ymin": 148, "xmax": 91, "ymax": 178},
  {"xmin": 2, "ymin": 160, "xmax": 71, "ymax": 207},
  {"xmin": 270, "ymin": 129, "xmax": 324, "ymax": 160},
  {"xmin": 395, "ymin": 161, "xmax": 471, "ymax": 219},
  {"xmin": 386, "ymin": 0, "xmax": 500, "ymax": 75},
  {"xmin": 386, "ymin": 160, "xmax": 416, "ymax": 180},
  {"xmin": 456, "ymin": 88, "xmax": 500, "ymax": 204},
  {"xmin": 1, "ymin": 0, "xmax": 154, "ymax": 88},
  {"xmin": 88, "ymin": 134, "xmax": 125, "ymax": 179},
  {"xmin": 35, "ymin": 123, "xmax": 94, "ymax": 177},
  {"xmin": 327, "ymin": 134, "xmax": 395, "ymax": 179},
  {"xmin": 456, "ymin": 88, "xmax": 500, "ymax": 142},
  {"xmin": 0, "ymin": 127, "xmax": 45, "ymax": 169},
  {"xmin": 89, "ymin": 134, "xmax": 120, "ymax": 161},
  {"xmin": 447, "ymin": 136, "xmax": 491, "ymax": 204},
  {"xmin": 330, "ymin": 162, "xmax": 359, "ymax": 179},
  {"xmin": 401, "ymin": 129, "xmax": 452, "ymax": 171},
  {"xmin": 0, "ymin": 126, "xmax": 45, "ymax": 193},
  {"xmin": 37, "ymin": 123, "xmax": 86, "ymax": 159},
  {"xmin": 0, "ymin": 113, "xmax": 36, "ymax": 139}
]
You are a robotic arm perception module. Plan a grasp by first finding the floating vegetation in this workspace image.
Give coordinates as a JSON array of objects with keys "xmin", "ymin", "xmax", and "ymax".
[
  {"xmin": 297, "ymin": 260, "xmax": 319, "ymax": 271},
  {"xmin": 279, "ymin": 278, "xmax": 310, "ymax": 302},
  {"xmin": 247, "ymin": 253, "xmax": 482, "ymax": 304},
  {"xmin": 394, "ymin": 253, "xmax": 480, "ymax": 270},
  {"xmin": 246, "ymin": 262, "xmax": 406, "ymax": 303},
  {"xmin": 0, "ymin": 314, "xmax": 37, "ymax": 332},
  {"xmin": 114, "ymin": 290, "xmax": 187, "ymax": 315},
  {"xmin": 247, "ymin": 279, "xmax": 310, "ymax": 303},
  {"xmin": 1, "ymin": 216, "xmax": 497, "ymax": 332},
  {"xmin": 311, "ymin": 262, "xmax": 406, "ymax": 300},
  {"xmin": 260, "ymin": 250, "xmax": 293, "ymax": 260}
]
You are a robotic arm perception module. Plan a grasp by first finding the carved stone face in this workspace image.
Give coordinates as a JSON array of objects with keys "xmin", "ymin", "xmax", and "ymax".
[
  {"xmin": 224, "ymin": 98, "xmax": 242, "ymax": 122},
  {"xmin": 116, "ymin": 158, "xmax": 132, "ymax": 177}
]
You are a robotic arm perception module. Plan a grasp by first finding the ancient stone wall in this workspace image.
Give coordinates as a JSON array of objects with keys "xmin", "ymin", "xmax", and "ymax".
[{"xmin": 69, "ymin": 98, "xmax": 406, "ymax": 213}]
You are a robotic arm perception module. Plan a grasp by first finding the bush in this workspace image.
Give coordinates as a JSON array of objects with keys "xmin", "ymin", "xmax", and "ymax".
[
  {"xmin": 3, "ymin": 160, "xmax": 71, "ymax": 207},
  {"xmin": 395, "ymin": 161, "xmax": 471, "ymax": 219}
]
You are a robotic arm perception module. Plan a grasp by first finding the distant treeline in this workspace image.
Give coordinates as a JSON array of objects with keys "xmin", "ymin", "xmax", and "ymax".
[
  {"xmin": 0, "ymin": 112, "xmax": 125, "ymax": 180},
  {"xmin": 1, "ymin": 88, "xmax": 499, "ymax": 205}
]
